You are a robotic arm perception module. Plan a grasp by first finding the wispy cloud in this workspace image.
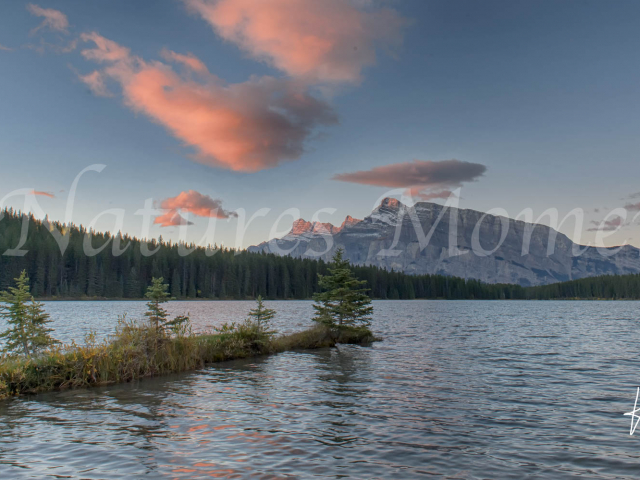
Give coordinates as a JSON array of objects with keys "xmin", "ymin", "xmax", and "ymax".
[
  {"xmin": 78, "ymin": 70, "xmax": 112, "ymax": 97},
  {"xmin": 183, "ymin": 0, "xmax": 405, "ymax": 84},
  {"xmin": 155, "ymin": 190, "xmax": 236, "ymax": 227},
  {"xmin": 79, "ymin": 33, "xmax": 337, "ymax": 171},
  {"xmin": 588, "ymin": 216, "xmax": 624, "ymax": 232},
  {"xmin": 30, "ymin": 190, "xmax": 55, "ymax": 198},
  {"xmin": 0, "ymin": 43, "xmax": 13, "ymax": 51},
  {"xmin": 333, "ymin": 159, "xmax": 487, "ymax": 199},
  {"xmin": 161, "ymin": 48, "xmax": 208, "ymax": 73},
  {"xmin": 27, "ymin": 4, "xmax": 69, "ymax": 34}
]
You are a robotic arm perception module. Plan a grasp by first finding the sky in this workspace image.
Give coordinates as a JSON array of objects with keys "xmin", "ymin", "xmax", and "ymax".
[{"xmin": 1, "ymin": 0, "xmax": 640, "ymax": 249}]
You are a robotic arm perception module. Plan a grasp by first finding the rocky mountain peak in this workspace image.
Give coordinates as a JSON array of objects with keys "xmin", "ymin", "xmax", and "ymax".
[
  {"xmin": 290, "ymin": 219, "xmax": 339, "ymax": 236},
  {"xmin": 290, "ymin": 219, "xmax": 313, "ymax": 235},
  {"xmin": 251, "ymin": 200, "xmax": 640, "ymax": 287},
  {"xmin": 340, "ymin": 215, "xmax": 362, "ymax": 229},
  {"xmin": 378, "ymin": 197, "xmax": 404, "ymax": 210}
]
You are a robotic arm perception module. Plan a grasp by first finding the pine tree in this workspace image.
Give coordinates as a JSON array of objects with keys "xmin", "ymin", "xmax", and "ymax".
[
  {"xmin": 144, "ymin": 277, "xmax": 170, "ymax": 330},
  {"xmin": 248, "ymin": 295, "xmax": 276, "ymax": 331},
  {"xmin": 144, "ymin": 277, "xmax": 189, "ymax": 335},
  {"xmin": 0, "ymin": 270, "xmax": 59, "ymax": 356},
  {"xmin": 313, "ymin": 248, "xmax": 373, "ymax": 328}
]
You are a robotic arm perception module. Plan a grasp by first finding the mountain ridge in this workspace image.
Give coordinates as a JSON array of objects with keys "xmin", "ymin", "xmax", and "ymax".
[{"xmin": 249, "ymin": 198, "xmax": 640, "ymax": 286}]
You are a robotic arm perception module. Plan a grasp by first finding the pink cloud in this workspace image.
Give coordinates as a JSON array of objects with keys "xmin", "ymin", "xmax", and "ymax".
[
  {"xmin": 80, "ymin": 32, "xmax": 131, "ymax": 63},
  {"xmin": 407, "ymin": 187, "xmax": 455, "ymax": 201},
  {"xmin": 184, "ymin": 0, "xmax": 405, "ymax": 83},
  {"xmin": 154, "ymin": 210, "xmax": 194, "ymax": 227},
  {"xmin": 27, "ymin": 4, "xmax": 69, "ymax": 34},
  {"xmin": 333, "ymin": 159, "xmax": 487, "ymax": 198},
  {"xmin": 0, "ymin": 43, "xmax": 13, "ymax": 52},
  {"xmin": 80, "ymin": 33, "xmax": 337, "ymax": 171},
  {"xmin": 161, "ymin": 49, "xmax": 208, "ymax": 73},
  {"xmin": 159, "ymin": 190, "xmax": 237, "ymax": 219},
  {"xmin": 78, "ymin": 70, "xmax": 112, "ymax": 97},
  {"xmin": 30, "ymin": 190, "xmax": 55, "ymax": 198},
  {"xmin": 155, "ymin": 190, "xmax": 236, "ymax": 227}
]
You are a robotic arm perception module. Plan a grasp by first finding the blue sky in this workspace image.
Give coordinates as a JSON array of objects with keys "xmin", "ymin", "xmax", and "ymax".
[{"xmin": 1, "ymin": 0, "xmax": 640, "ymax": 248}]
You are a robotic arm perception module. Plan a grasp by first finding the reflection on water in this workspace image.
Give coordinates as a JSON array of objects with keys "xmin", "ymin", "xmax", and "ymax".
[{"xmin": 1, "ymin": 301, "xmax": 640, "ymax": 478}]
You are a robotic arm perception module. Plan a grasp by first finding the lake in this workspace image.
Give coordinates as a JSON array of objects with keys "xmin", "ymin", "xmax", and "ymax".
[{"xmin": 1, "ymin": 300, "xmax": 639, "ymax": 479}]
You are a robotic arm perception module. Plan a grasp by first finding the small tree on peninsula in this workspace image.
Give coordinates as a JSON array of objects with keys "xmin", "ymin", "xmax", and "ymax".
[
  {"xmin": 145, "ymin": 277, "xmax": 170, "ymax": 330},
  {"xmin": 0, "ymin": 270, "xmax": 59, "ymax": 357},
  {"xmin": 145, "ymin": 277, "xmax": 189, "ymax": 335},
  {"xmin": 248, "ymin": 295, "xmax": 276, "ymax": 331},
  {"xmin": 313, "ymin": 248, "xmax": 373, "ymax": 328}
]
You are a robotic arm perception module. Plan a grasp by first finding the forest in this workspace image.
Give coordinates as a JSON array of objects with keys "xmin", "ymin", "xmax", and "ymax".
[{"xmin": 1, "ymin": 209, "xmax": 638, "ymax": 300}]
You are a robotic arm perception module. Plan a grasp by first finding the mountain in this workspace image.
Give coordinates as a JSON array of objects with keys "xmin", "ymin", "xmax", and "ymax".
[
  {"xmin": 249, "ymin": 198, "xmax": 640, "ymax": 286},
  {"xmin": 288, "ymin": 215, "xmax": 361, "ymax": 236}
]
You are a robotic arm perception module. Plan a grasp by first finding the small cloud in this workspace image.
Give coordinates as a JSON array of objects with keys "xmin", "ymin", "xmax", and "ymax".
[
  {"xmin": 78, "ymin": 70, "xmax": 112, "ymax": 97},
  {"xmin": 333, "ymin": 159, "xmax": 487, "ymax": 199},
  {"xmin": 588, "ymin": 216, "xmax": 624, "ymax": 232},
  {"xmin": 161, "ymin": 48, "xmax": 208, "ymax": 73},
  {"xmin": 30, "ymin": 190, "xmax": 55, "ymax": 198},
  {"xmin": 625, "ymin": 191, "xmax": 640, "ymax": 200},
  {"xmin": 154, "ymin": 190, "xmax": 237, "ymax": 227},
  {"xmin": 80, "ymin": 32, "xmax": 131, "ymax": 63},
  {"xmin": 0, "ymin": 43, "xmax": 13, "ymax": 51},
  {"xmin": 27, "ymin": 4, "xmax": 69, "ymax": 35},
  {"xmin": 625, "ymin": 202, "xmax": 640, "ymax": 211}
]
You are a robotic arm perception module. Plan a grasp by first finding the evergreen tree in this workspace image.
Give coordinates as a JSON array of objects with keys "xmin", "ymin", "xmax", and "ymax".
[
  {"xmin": 0, "ymin": 270, "xmax": 59, "ymax": 356},
  {"xmin": 144, "ymin": 277, "xmax": 170, "ymax": 331},
  {"xmin": 6, "ymin": 207, "xmax": 640, "ymax": 302},
  {"xmin": 313, "ymin": 249, "xmax": 373, "ymax": 327},
  {"xmin": 248, "ymin": 295, "xmax": 276, "ymax": 331},
  {"xmin": 144, "ymin": 277, "xmax": 190, "ymax": 334}
]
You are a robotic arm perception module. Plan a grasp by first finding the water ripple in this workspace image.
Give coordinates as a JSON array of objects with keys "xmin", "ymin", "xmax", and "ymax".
[{"xmin": 1, "ymin": 300, "xmax": 640, "ymax": 478}]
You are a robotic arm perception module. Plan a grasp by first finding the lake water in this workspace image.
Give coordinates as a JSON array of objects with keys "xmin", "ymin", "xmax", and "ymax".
[{"xmin": 1, "ymin": 300, "xmax": 640, "ymax": 479}]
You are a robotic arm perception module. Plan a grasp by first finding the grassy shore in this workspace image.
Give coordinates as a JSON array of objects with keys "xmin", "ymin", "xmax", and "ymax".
[{"xmin": 0, "ymin": 318, "xmax": 378, "ymax": 399}]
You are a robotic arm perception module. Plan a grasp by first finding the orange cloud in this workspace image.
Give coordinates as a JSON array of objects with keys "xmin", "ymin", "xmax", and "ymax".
[
  {"xmin": 161, "ymin": 48, "xmax": 208, "ymax": 73},
  {"xmin": 30, "ymin": 190, "xmax": 55, "ymax": 198},
  {"xmin": 155, "ymin": 210, "xmax": 194, "ymax": 227},
  {"xmin": 333, "ymin": 159, "xmax": 487, "ymax": 199},
  {"xmin": 155, "ymin": 190, "xmax": 236, "ymax": 227},
  {"xmin": 80, "ymin": 33, "xmax": 337, "ymax": 171},
  {"xmin": 184, "ymin": 0, "xmax": 405, "ymax": 83},
  {"xmin": 27, "ymin": 4, "xmax": 69, "ymax": 34},
  {"xmin": 160, "ymin": 190, "xmax": 237, "ymax": 219}
]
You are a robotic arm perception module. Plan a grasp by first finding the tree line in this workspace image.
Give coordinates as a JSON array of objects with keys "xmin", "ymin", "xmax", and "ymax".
[{"xmin": 0, "ymin": 209, "xmax": 638, "ymax": 300}]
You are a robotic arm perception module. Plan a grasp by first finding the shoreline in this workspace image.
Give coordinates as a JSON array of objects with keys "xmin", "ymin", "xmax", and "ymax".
[{"xmin": 0, "ymin": 323, "xmax": 378, "ymax": 400}]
